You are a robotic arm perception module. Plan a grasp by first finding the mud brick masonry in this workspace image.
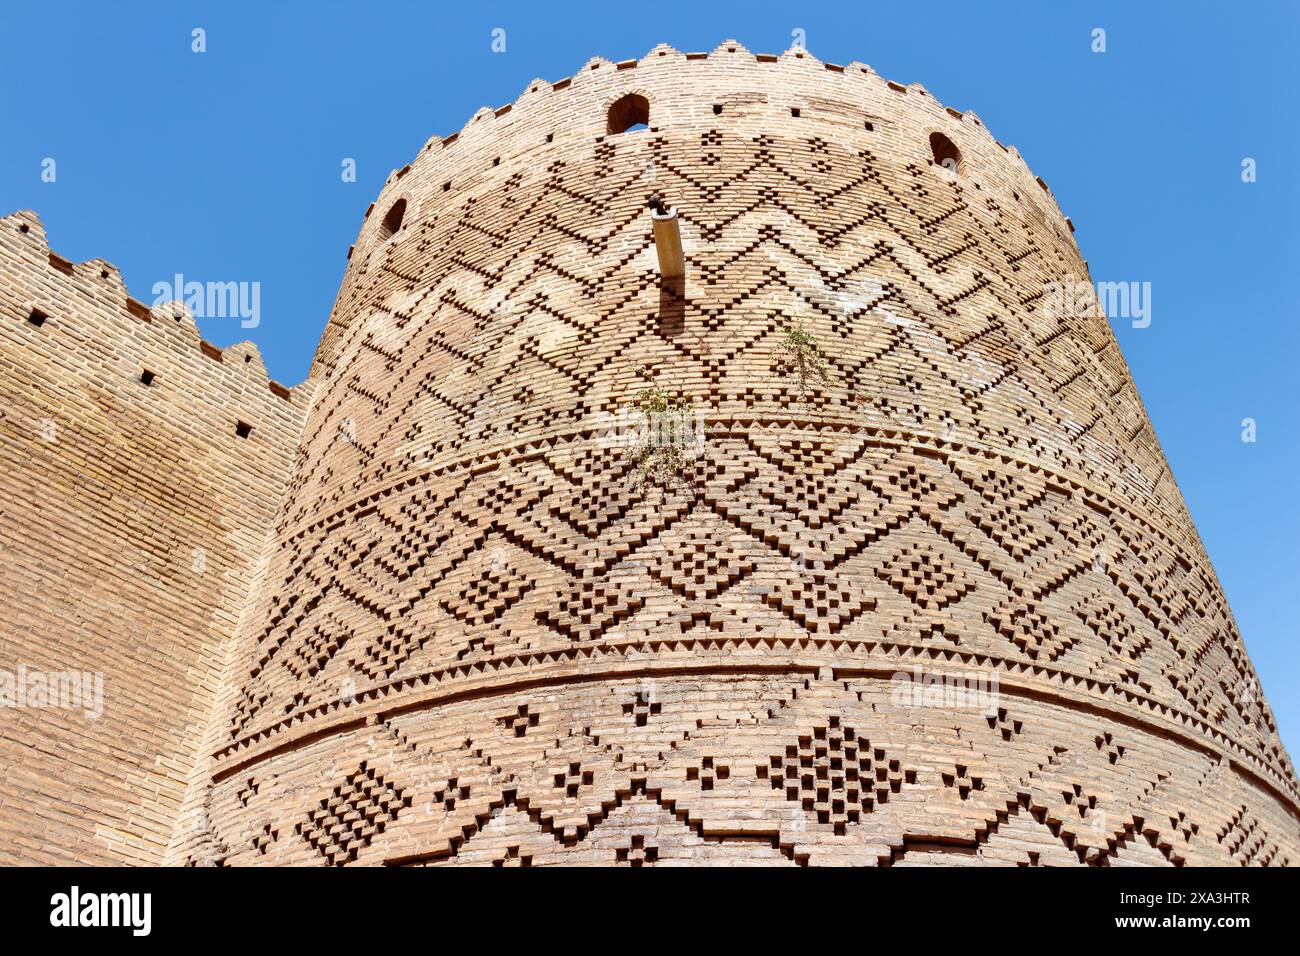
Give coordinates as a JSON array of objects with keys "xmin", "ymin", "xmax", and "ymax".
[{"xmin": 2, "ymin": 42, "xmax": 1298, "ymax": 866}]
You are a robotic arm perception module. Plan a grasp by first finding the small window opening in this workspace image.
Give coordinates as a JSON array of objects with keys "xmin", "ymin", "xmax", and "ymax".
[
  {"xmin": 712, "ymin": 104, "xmax": 723, "ymax": 115},
  {"xmin": 140, "ymin": 370, "xmax": 155, "ymax": 386},
  {"xmin": 378, "ymin": 199, "xmax": 406, "ymax": 241},
  {"xmin": 442, "ymin": 181, "xmax": 451, "ymax": 191},
  {"xmin": 790, "ymin": 107, "xmax": 801, "ymax": 118},
  {"xmin": 864, "ymin": 120, "xmax": 874, "ymax": 131},
  {"xmin": 235, "ymin": 421, "xmax": 253, "ymax": 439},
  {"xmin": 28, "ymin": 308, "xmax": 48, "ymax": 327},
  {"xmin": 607, "ymin": 93, "xmax": 650, "ymax": 135},
  {"xmin": 929, "ymin": 132, "xmax": 962, "ymax": 174},
  {"xmin": 546, "ymin": 133, "xmax": 554, "ymax": 143}
]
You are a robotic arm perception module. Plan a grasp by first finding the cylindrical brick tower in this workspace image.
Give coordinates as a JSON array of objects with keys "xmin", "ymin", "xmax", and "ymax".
[{"xmin": 196, "ymin": 42, "xmax": 1299, "ymax": 866}]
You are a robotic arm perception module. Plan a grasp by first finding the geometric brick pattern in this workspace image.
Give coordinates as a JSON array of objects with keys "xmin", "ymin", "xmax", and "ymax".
[{"xmin": 761, "ymin": 717, "xmax": 910, "ymax": 834}]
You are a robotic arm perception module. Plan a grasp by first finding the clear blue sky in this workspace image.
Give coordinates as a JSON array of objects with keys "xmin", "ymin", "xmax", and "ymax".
[{"xmin": 2, "ymin": 2, "xmax": 1297, "ymax": 756}]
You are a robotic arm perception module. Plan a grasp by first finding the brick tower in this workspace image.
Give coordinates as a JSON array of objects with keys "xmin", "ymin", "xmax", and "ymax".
[
  {"xmin": 3, "ymin": 42, "xmax": 1297, "ymax": 866},
  {"xmin": 182, "ymin": 42, "xmax": 1298, "ymax": 866}
]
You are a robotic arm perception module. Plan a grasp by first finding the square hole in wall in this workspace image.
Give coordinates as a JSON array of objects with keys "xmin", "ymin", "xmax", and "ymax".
[
  {"xmin": 864, "ymin": 120, "xmax": 874, "ymax": 131},
  {"xmin": 28, "ymin": 308, "xmax": 48, "ymax": 327},
  {"xmin": 790, "ymin": 107, "xmax": 801, "ymax": 118},
  {"xmin": 235, "ymin": 421, "xmax": 253, "ymax": 439},
  {"xmin": 713, "ymin": 104, "xmax": 723, "ymax": 115},
  {"xmin": 140, "ymin": 370, "xmax": 155, "ymax": 386}
]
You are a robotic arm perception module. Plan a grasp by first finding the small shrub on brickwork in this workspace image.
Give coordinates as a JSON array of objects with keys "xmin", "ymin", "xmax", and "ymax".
[
  {"xmin": 628, "ymin": 366, "xmax": 700, "ymax": 490},
  {"xmin": 777, "ymin": 324, "xmax": 831, "ymax": 400}
]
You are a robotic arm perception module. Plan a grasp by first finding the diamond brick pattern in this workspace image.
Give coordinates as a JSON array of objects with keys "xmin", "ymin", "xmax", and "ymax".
[
  {"xmin": 188, "ymin": 43, "xmax": 1297, "ymax": 867},
  {"xmin": 296, "ymin": 763, "xmax": 410, "ymax": 866}
]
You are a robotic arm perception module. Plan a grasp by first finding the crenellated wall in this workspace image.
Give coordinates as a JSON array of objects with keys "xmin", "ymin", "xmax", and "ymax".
[{"xmin": 0, "ymin": 211, "xmax": 313, "ymax": 864}]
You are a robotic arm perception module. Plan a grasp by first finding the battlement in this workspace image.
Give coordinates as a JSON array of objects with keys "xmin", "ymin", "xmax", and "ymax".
[
  {"xmin": 398, "ymin": 40, "xmax": 1055, "ymax": 203},
  {"xmin": 2, "ymin": 210, "xmax": 312, "ymax": 414}
]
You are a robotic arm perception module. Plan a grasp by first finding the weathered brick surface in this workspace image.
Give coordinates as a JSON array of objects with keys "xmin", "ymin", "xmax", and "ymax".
[
  {"xmin": 5, "ymin": 42, "xmax": 1300, "ymax": 866},
  {"xmin": 0, "ymin": 211, "xmax": 310, "ymax": 864}
]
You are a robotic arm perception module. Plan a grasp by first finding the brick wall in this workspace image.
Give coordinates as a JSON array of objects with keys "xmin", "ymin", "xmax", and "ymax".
[{"xmin": 0, "ymin": 211, "xmax": 311, "ymax": 864}]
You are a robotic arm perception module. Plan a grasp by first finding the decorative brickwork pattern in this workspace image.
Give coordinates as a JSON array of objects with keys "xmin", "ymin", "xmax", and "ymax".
[
  {"xmin": 2, "ymin": 41, "xmax": 1297, "ymax": 866},
  {"xmin": 0, "ymin": 212, "xmax": 311, "ymax": 864}
]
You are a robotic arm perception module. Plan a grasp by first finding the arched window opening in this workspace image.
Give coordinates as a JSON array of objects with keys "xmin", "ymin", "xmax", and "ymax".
[
  {"xmin": 607, "ymin": 94, "xmax": 650, "ymax": 135},
  {"xmin": 378, "ymin": 199, "xmax": 406, "ymax": 241},
  {"xmin": 929, "ymin": 132, "xmax": 961, "ymax": 174}
]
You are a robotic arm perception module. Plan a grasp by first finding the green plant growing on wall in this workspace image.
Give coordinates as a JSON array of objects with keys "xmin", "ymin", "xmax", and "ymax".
[
  {"xmin": 628, "ymin": 366, "xmax": 699, "ymax": 489},
  {"xmin": 777, "ymin": 324, "xmax": 831, "ymax": 401}
]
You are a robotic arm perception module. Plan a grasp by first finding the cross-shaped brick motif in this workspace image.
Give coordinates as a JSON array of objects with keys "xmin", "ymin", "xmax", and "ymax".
[
  {"xmin": 433, "ymin": 777, "xmax": 470, "ymax": 812},
  {"xmin": 941, "ymin": 764, "xmax": 984, "ymax": 801},
  {"xmin": 1062, "ymin": 782, "xmax": 1099, "ymax": 820},
  {"xmin": 553, "ymin": 762, "xmax": 594, "ymax": 798},
  {"xmin": 1171, "ymin": 810, "xmax": 1198, "ymax": 842},
  {"xmin": 252, "ymin": 823, "xmax": 277, "ymax": 855},
  {"xmin": 987, "ymin": 707, "xmax": 1023, "ymax": 741},
  {"xmin": 1095, "ymin": 732, "xmax": 1126, "ymax": 765},
  {"xmin": 687, "ymin": 756, "xmax": 730, "ymax": 790},
  {"xmin": 622, "ymin": 692, "xmax": 661, "ymax": 727}
]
